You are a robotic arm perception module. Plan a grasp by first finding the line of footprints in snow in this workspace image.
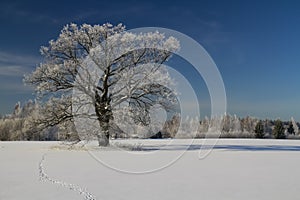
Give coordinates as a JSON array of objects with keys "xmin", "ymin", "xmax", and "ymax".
[{"xmin": 39, "ymin": 153, "xmax": 97, "ymax": 200}]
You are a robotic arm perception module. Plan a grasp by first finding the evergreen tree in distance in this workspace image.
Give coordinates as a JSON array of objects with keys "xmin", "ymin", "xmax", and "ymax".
[
  {"xmin": 254, "ymin": 120, "xmax": 264, "ymax": 138},
  {"xmin": 273, "ymin": 119, "xmax": 285, "ymax": 139},
  {"xmin": 287, "ymin": 121, "xmax": 295, "ymax": 135}
]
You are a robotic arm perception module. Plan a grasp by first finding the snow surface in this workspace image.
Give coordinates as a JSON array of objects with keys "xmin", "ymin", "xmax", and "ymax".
[{"xmin": 1, "ymin": 139, "xmax": 300, "ymax": 200}]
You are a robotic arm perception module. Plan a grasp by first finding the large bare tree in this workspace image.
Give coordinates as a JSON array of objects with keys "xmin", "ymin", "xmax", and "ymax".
[{"xmin": 25, "ymin": 23, "xmax": 179, "ymax": 146}]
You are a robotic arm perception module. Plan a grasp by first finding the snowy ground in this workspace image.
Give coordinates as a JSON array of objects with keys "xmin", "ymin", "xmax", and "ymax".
[{"xmin": 1, "ymin": 139, "xmax": 300, "ymax": 200}]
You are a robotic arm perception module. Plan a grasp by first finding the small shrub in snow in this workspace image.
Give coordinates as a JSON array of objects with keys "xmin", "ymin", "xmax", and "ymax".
[{"xmin": 112, "ymin": 142, "xmax": 144, "ymax": 151}]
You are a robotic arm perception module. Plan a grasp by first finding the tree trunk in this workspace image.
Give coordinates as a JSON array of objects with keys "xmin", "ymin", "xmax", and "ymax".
[
  {"xmin": 95, "ymin": 90, "xmax": 112, "ymax": 146},
  {"xmin": 95, "ymin": 67, "xmax": 112, "ymax": 146},
  {"xmin": 97, "ymin": 118, "xmax": 110, "ymax": 146}
]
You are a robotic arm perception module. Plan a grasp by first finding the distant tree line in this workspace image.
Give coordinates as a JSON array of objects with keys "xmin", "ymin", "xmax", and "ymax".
[
  {"xmin": 0, "ymin": 100, "xmax": 78, "ymax": 141},
  {"xmin": 195, "ymin": 115, "xmax": 300, "ymax": 139},
  {"xmin": 0, "ymin": 102, "xmax": 300, "ymax": 141}
]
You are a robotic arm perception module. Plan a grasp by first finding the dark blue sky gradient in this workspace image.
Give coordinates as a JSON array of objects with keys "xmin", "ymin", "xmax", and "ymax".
[{"xmin": 1, "ymin": 0, "xmax": 300, "ymax": 120}]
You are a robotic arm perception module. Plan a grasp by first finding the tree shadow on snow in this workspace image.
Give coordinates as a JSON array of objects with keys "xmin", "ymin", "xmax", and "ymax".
[{"xmin": 141, "ymin": 144, "xmax": 300, "ymax": 152}]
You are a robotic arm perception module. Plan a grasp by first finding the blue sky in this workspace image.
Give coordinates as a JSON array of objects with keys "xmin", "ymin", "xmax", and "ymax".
[{"xmin": 0, "ymin": 0, "xmax": 300, "ymax": 120}]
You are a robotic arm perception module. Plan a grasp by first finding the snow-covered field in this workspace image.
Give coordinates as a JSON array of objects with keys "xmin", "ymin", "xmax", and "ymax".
[{"xmin": 1, "ymin": 139, "xmax": 300, "ymax": 200}]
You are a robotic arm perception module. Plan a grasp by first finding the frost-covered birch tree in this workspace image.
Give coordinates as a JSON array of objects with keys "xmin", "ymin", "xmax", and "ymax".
[
  {"xmin": 25, "ymin": 23, "xmax": 180, "ymax": 146},
  {"xmin": 291, "ymin": 117, "xmax": 299, "ymax": 135}
]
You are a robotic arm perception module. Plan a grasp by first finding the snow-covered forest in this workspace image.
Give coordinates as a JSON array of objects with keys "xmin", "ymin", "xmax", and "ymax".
[{"xmin": 1, "ymin": 100, "xmax": 299, "ymax": 141}]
